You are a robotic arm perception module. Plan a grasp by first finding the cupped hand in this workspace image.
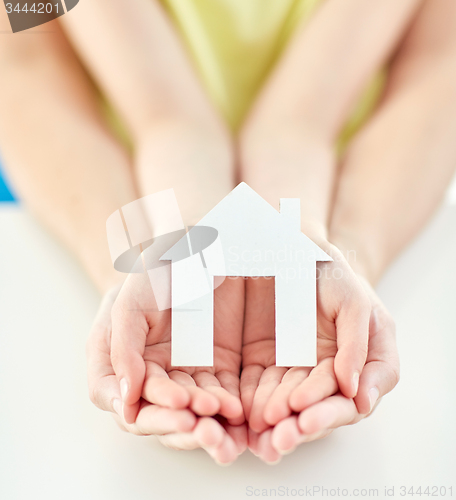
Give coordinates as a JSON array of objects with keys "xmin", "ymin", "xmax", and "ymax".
[
  {"xmin": 241, "ymin": 245, "xmax": 371, "ymax": 432},
  {"xmin": 242, "ymin": 260, "xmax": 400, "ymax": 462},
  {"xmin": 86, "ymin": 274, "xmax": 247, "ymax": 464},
  {"xmin": 88, "ymin": 246, "xmax": 399, "ymax": 464},
  {"xmin": 110, "ymin": 270, "xmax": 244, "ymax": 425}
]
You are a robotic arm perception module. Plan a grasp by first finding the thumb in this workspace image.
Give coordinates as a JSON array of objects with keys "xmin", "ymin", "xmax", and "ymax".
[
  {"xmin": 87, "ymin": 286, "xmax": 124, "ymax": 417},
  {"xmin": 111, "ymin": 302, "xmax": 148, "ymax": 424},
  {"xmin": 334, "ymin": 294, "xmax": 370, "ymax": 399},
  {"xmin": 354, "ymin": 359, "xmax": 400, "ymax": 415},
  {"xmin": 354, "ymin": 311, "xmax": 400, "ymax": 415}
]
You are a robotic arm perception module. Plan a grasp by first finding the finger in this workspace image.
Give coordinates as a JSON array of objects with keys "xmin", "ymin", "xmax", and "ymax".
[
  {"xmin": 193, "ymin": 372, "xmax": 243, "ymax": 421},
  {"xmin": 248, "ymin": 366, "xmax": 288, "ymax": 433},
  {"xmin": 263, "ymin": 367, "xmax": 311, "ymax": 426},
  {"xmin": 271, "ymin": 416, "xmax": 335, "ymax": 454},
  {"xmin": 225, "ymin": 423, "xmax": 248, "ymax": 455},
  {"xmin": 247, "ymin": 427, "xmax": 261, "ymax": 457},
  {"xmin": 88, "ymin": 373, "xmax": 122, "ymax": 416},
  {"xmin": 256, "ymin": 428, "xmax": 282, "ymax": 465},
  {"xmin": 354, "ymin": 313, "xmax": 400, "ymax": 415},
  {"xmin": 194, "ymin": 418, "xmax": 240, "ymax": 465},
  {"xmin": 193, "ymin": 417, "xmax": 226, "ymax": 448},
  {"xmin": 355, "ymin": 359, "xmax": 400, "ymax": 415},
  {"xmin": 142, "ymin": 363, "xmax": 190, "ymax": 409},
  {"xmin": 112, "ymin": 413, "xmax": 129, "ymax": 432},
  {"xmin": 158, "ymin": 417, "xmax": 239, "ymax": 465},
  {"xmin": 298, "ymin": 394, "xmax": 361, "ymax": 435},
  {"xmin": 289, "ymin": 357, "xmax": 338, "ymax": 412},
  {"xmin": 168, "ymin": 370, "xmax": 220, "ymax": 416},
  {"xmin": 334, "ymin": 293, "xmax": 370, "ymax": 399},
  {"xmin": 216, "ymin": 370, "xmax": 245, "ymax": 425},
  {"xmin": 271, "ymin": 416, "xmax": 334, "ymax": 454},
  {"xmin": 240, "ymin": 364, "xmax": 264, "ymax": 422},
  {"xmin": 270, "ymin": 416, "xmax": 301, "ymax": 455},
  {"xmin": 126, "ymin": 404, "xmax": 196, "ymax": 436},
  {"xmin": 157, "ymin": 431, "xmax": 200, "ymax": 451},
  {"xmin": 87, "ymin": 289, "xmax": 122, "ymax": 415},
  {"xmin": 111, "ymin": 294, "xmax": 149, "ymax": 424},
  {"xmin": 210, "ymin": 433, "xmax": 240, "ymax": 466},
  {"xmin": 157, "ymin": 416, "xmax": 224, "ymax": 451},
  {"xmin": 297, "ymin": 428, "xmax": 333, "ymax": 445}
]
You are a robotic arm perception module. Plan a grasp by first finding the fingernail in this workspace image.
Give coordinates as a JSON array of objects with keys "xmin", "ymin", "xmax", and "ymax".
[
  {"xmin": 215, "ymin": 460, "xmax": 234, "ymax": 467},
  {"xmin": 120, "ymin": 378, "xmax": 129, "ymax": 402},
  {"xmin": 277, "ymin": 447, "xmax": 296, "ymax": 456},
  {"xmin": 113, "ymin": 398, "xmax": 122, "ymax": 416},
  {"xmin": 265, "ymin": 458, "xmax": 282, "ymax": 465},
  {"xmin": 368, "ymin": 387, "xmax": 379, "ymax": 412},
  {"xmin": 352, "ymin": 372, "xmax": 360, "ymax": 396}
]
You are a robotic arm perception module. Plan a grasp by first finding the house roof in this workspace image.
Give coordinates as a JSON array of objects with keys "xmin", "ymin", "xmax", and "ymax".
[{"xmin": 160, "ymin": 182, "xmax": 332, "ymax": 266}]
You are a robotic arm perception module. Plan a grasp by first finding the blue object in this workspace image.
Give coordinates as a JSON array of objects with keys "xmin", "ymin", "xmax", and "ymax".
[{"xmin": 0, "ymin": 158, "xmax": 16, "ymax": 202}]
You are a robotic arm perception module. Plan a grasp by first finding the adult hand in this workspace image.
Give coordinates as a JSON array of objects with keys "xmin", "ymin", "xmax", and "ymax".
[
  {"xmin": 87, "ymin": 276, "xmax": 247, "ymax": 464},
  {"xmin": 266, "ymin": 276, "xmax": 399, "ymax": 460},
  {"xmin": 242, "ymin": 259, "xmax": 399, "ymax": 462},
  {"xmin": 240, "ymin": 245, "xmax": 373, "ymax": 461}
]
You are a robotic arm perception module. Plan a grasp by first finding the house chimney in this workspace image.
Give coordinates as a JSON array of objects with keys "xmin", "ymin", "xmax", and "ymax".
[{"xmin": 280, "ymin": 198, "xmax": 301, "ymax": 232}]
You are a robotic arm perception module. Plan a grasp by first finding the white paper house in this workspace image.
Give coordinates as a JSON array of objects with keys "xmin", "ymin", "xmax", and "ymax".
[{"xmin": 160, "ymin": 182, "xmax": 332, "ymax": 367}]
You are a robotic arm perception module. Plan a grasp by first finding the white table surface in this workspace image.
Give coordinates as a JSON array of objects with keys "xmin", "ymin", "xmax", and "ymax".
[{"xmin": 1, "ymin": 201, "xmax": 455, "ymax": 500}]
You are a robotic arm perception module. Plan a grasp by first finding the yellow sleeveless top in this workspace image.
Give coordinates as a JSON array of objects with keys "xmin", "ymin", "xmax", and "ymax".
[{"xmin": 106, "ymin": 0, "xmax": 385, "ymax": 149}]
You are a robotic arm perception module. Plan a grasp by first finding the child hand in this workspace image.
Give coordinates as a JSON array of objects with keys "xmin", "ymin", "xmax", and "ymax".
[
  {"xmin": 242, "ymin": 251, "xmax": 399, "ymax": 461},
  {"xmin": 267, "ymin": 272, "xmax": 399, "ymax": 457},
  {"xmin": 87, "ymin": 274, "xmax": 247, "ymax": 464},
  {"xmin": 240, "ymin": 245, "xmax": 372, "ymax": 455},
  {"xmin": 109, "ymin": 271, "xmax": 245, "ymax": 424}
]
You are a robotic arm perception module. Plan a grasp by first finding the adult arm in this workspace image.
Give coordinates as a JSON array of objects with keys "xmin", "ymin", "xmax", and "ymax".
[
  {"xmin": 240, "ymin": 0, "xmax": 423, "ymax": 240},
  {"xmin": 236, "ymin": 0, "xmax": 456, "ymax": 461},
  {"xmin": 60, "ymin": 0, "xmax": 234, "ymax": 223},
  {"xmin": 330, "ymin": 0, "xmax": 456, "ymax": 284},
  {"xmin": 0, "ymin": 14, "xmax": 135, "ymax": 292}
]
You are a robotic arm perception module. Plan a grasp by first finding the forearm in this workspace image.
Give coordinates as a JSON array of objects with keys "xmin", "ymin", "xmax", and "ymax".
[
  {"xmin": 329, "ymin": 70, "xmax": 456, "ymax": 284},
  {"xmin": 0, "ymin": 22, "xmax": 137, "ymax": 293},
  {"xmin": 329, "ymin": 0, "xmax": 456, "ymax": 284},
  {"xmin": 240, "ymin": 124, "xmax": 334, "ymax": 242},
  {"xmin": 60, "ymin": 0, "xmax": 230, "ymax": 145},
  {"xmin": 242, "ymin": 0, "xmax": 421, "ymax": 142},
  {"xmin": 135, "ymin": 121, "xmax": 234, "ymax": 227},
  {"xmin": 240, "ymin": 0, "xmax": 421, "ymax": 242},
  {"xmin": 61, "ymin": 0, "xmax": 235, "ymax": 223}
]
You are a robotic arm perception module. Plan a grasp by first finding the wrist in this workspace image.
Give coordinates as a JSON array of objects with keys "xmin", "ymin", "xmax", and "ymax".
[
  {"xmin": 135, "ymin": 117, "xmax": 235, "ymax": 226},
  {"xmin": 241, "ymin": 78, "xmax": 335, "ymax": 147},
  {"xmin": 239, "ymin": 122, "xmax": 335, "ymax": 233}
]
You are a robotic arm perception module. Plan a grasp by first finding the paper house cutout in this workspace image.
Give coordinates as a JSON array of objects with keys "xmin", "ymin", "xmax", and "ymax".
[{"xmin": 160, "ymin": 182, "xmax": 332, "ymax": 367}]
